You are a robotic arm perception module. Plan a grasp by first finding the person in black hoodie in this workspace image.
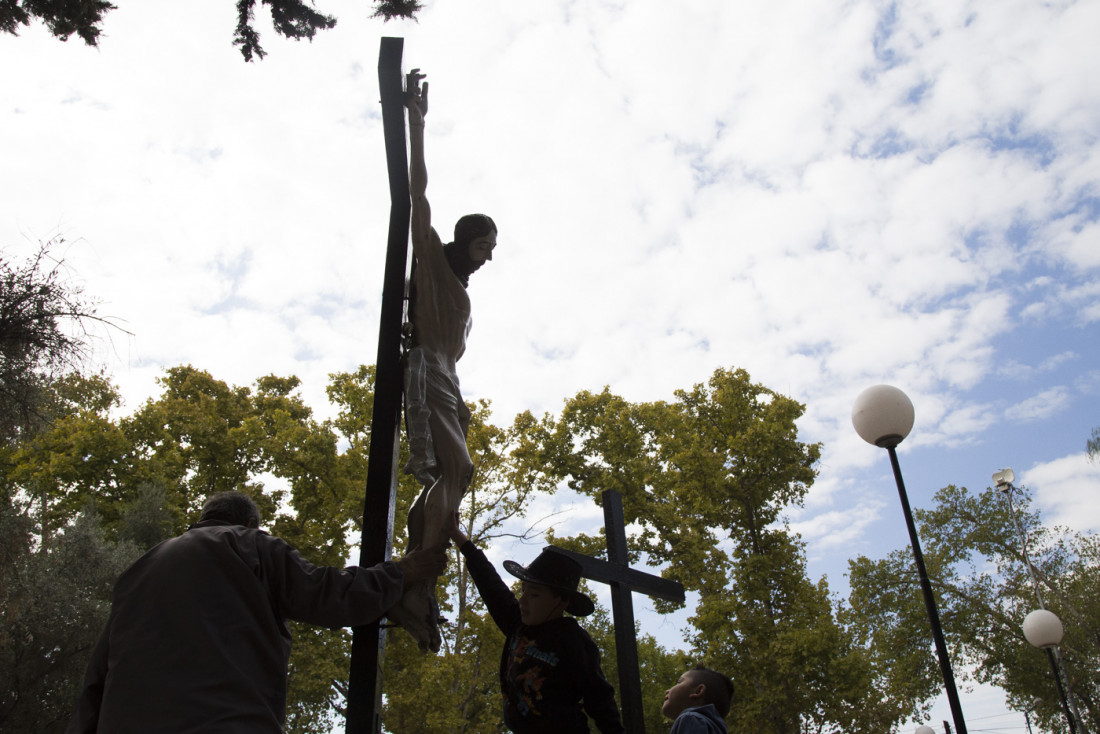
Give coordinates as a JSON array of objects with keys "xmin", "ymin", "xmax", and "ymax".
[
  {"xmin": 446, "ymin": 513, "xmax": 625, "ymax": 733},
  {"xmin": 661, "ymin": 665, "xmax": 733, "ymax": 734}
]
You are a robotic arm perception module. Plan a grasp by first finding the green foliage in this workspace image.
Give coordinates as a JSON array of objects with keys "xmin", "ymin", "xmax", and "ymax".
[
  {"xmin": 1088, "ymin": 426, "xmax": 1099, "ymax": 462},
  {"xmin": 848, "ymin": 484, "xmax": 1099, "ymax": 733},
  {"xmin": 540, "ymin": 367, "xmax": 910, "ymax": 733},
  {"xmin": 0, "ymin": 0, "xmax": 116, "ymax": 45},
  {"xmin": 0, "ymin": 240, "xmax": 117, "ymax": 445},
  {"xmin": 0, "ymin": 502, "xmax": 141, "ymax": 732},
  {"xmin": 4, "ymin": 358, "xmax": 953, "ymax": 733},
  {"xmin": 370, "ymin": 0, "xmax": 424, "ymax": 21},
  {"xmin": 233, "ymin": 0, "xmax": 336, "ymax": 62},
  {"xmin": 583, "ymin": 608, "xmax": 686, "ymax": 734},
  {"xmin": 2, "ymin": 0, "xmax": 426, "ymax": 59}
]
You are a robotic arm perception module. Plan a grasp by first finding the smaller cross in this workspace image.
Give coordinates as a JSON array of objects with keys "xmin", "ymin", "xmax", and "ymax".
[{"xmin": 547, "ymin": 489, "xmax": 685, "ymax": 733}]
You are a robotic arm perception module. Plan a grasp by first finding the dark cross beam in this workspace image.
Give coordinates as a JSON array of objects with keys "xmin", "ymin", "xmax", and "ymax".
[
  {"xmin": 346, "ymin": 36, "xmax": 409, "ymax": 734},
  {"xmin": 547, "ymin": 489, "xmax": 685, "ymax": 734}
]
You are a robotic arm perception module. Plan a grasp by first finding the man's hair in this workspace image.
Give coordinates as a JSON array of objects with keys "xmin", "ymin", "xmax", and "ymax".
[
  {"xmin": 453, "ymin": 213, "xmax": 496, "ymax": 248},
  {"xmin": 690, "ymin": 665, "xmax": 733, "ymax": 717},
  {"xmin": 200, "ymin": 491, "xmax": 261, "ymax": 528}
]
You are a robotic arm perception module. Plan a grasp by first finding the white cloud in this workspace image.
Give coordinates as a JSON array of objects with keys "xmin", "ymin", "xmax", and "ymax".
[
  {"xmin": 1006, "ymin": 387, "xmax": 1072, "ymax": 423},
  {"xmin": 1024, "ymin": 454, "xmax": 1100, "ymax": 533},
  {"xmin": 3, "ymin": 6, "xmax": 1099, "ymax": 726}
]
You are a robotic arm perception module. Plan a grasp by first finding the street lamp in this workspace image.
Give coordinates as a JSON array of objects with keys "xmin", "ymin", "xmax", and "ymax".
[
  {"xmin": 852, "ymin": 385, "xmax": 968, "ymax": 734},
  {"xmin": 1023, "ymin": 609, "xmax": 1081, "ymax": 733},
  {"xmin": 993, "ymin": 469, "xmax": 1089, "ymax": 734},
  {"xmin": 915, "ymin": 726, "xmax": 936, "ymax": 734}
]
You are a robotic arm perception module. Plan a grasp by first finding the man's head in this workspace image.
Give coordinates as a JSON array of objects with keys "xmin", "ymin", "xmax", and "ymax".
[
  {"xmin": 661, "ymin": 665, "xmax": 733, "ymax": 720},
  {"xmin": 199, "ymin": 491, "xmax": 261, "ymax": 529},
  {"xmin": 445, "ymin": 213, "xmax": 497, "ymax": 284}
]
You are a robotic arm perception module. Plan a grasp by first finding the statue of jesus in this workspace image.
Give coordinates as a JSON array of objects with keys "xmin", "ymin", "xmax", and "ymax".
[{"xmin": 387, "ymin": 69, "xmax": 497, "ymax": 652}]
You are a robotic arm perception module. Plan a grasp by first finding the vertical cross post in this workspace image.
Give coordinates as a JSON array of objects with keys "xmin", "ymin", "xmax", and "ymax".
[
  {"xmin": 346, "ymin": 36, "xmax": 409, "ymax": 734},
  {"xmin": 605, "ymin": 490, "xmax": 644, "ymax": 731},
  {"xmin": 547, "ymin": 489, "xmax": 686, "ymax": 734}
]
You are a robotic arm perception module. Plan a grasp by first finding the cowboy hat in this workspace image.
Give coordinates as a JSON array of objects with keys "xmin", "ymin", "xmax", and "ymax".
[{"xmin": 504, "ymin": 548, "xmax": 595, "ymax": 617}]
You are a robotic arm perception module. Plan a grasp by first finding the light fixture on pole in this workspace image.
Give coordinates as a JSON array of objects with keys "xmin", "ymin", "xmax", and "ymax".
[
  {"xmin": 1023, "ymin": 609, "xmax": 1081, "ymax": 734},
  {"xmin": 915, "ymin": 726, "xmax": 936, "ymax": 734},
  {"xmin": 993, "ymin": 469, "xmax": 1088, "ymax": 734},
  {"xmin": 853, "ymin": 385, "xmax": 968, "ymax": 734}
]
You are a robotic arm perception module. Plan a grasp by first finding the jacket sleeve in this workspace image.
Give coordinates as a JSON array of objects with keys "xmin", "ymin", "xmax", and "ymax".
[
  {"xmin": 65, "ymin": 622, "xmax": 110, "ymax": 733},
  {"xmin": 259, "ymin": 534, "xmax": 406, "ymax": 629},
  {"xmin": 457, "ymin": 539, "xmax": 520, "ymax": 633},
  {"xmin": 576, "ymin": 629, "xmax": 626, "ymax": 734}
]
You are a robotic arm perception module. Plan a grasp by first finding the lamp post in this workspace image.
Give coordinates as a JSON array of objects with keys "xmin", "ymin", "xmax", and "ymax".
[
  {"xmin": 852, "ymin": 385, "xmax": 968, "ymax": 734},
  {"xmin": 915, "ymin": 726, "xmax": 936, "ymax": 734},
  {"xmin": 1024, "ymin": 697, "xmax": 1042, "ymax": 734},
  {"xmin": 993, "ymin": 470, "xmax": 1089, "ymax": 734},
  {"xmin": 1023, "ymin": 609, "xmax": 1082, "ymax": 734}
]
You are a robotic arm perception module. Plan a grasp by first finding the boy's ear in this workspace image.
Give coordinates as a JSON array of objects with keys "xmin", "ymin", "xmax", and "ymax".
[{"xmin": 688, "ymin": 683, "xmax": 707, "ymax": 701}]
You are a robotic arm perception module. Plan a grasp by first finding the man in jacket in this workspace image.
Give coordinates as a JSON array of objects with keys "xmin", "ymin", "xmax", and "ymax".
[{"xmin": 66, "ymin": 490, "xmax": 446, "ymax": 733}]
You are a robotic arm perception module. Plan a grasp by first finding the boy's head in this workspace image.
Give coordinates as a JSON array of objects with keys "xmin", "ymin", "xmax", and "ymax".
[
  {"xmin": 661, "ymin": 665, "xmax": 734, "ymax": 720},
  {"xmin": 503, "ymin": 547, "xmax": 595, "ymax": 624},
  {"xmin": 516, "ymin": 581, "xmax": 569, "ymax": 626}
]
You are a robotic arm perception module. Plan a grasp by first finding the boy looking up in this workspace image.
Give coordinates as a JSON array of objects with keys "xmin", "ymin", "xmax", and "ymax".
[
  {"xmin": 661, "ymin": 665, "xmax": 733, "ymax": 734},
  {"xmin": 447, "ymin": 513, "xmax": 625, "ymax": 733}
]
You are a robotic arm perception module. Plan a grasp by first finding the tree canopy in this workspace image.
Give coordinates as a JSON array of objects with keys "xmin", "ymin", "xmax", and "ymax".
[
  {"xmin": 0, "ymin": 0, "xmax": 425, "ymax": 60},
  {"xmin": 4, "ymin": 249, "xmax": 1035, "ymax": 732},
  {"xmin": 0, "ymin": 240, "xmax": 120, "ymax": 445},
  {"xmin": 534, "ymin": 368, "xmax": 925, "ymax": 733},
  {"xmin": 848, "ymin": 483, "xmax": 1098, "ymax": 733}
]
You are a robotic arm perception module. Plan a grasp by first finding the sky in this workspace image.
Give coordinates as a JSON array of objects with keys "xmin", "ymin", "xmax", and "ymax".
[{"xmin": 3, "ymin": 0, "xmax": 1099, "ymax": 731}]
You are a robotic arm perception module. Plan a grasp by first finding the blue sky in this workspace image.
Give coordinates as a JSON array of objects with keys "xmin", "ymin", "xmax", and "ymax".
[{"xmin": 2, "ymin": 0, "xmax": 1098, "ymax": 730}]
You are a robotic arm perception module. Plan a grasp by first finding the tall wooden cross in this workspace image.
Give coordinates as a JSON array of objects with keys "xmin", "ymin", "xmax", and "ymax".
[
  {"xmin": 547, "ymin": 489, "xmax": 686, "ymax": 734},
  {"xmin": 345, "ymin": 36, "xmax": 410, "ymax": 734}
]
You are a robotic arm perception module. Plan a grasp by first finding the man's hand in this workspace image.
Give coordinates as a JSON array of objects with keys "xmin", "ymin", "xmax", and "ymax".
[
  {"xmin": 405, "ymin": 68, "xmax": 428, "ymax": 125},
  {"xmin": 396, "ymin": 544, "xmax": 447, "ymax": 584}
]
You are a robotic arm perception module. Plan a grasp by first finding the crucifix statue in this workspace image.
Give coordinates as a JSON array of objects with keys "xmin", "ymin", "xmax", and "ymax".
[
  {"xmin": 384, "ymin": 66, "xmax": 498, "ymax": 654},
  {"xmin": 348, "ymin": 37, "xmax": 497, "ymax": 731},
  {"xmin": 547, "ymin": 489, "xmax": 686, "ymax": 734}
]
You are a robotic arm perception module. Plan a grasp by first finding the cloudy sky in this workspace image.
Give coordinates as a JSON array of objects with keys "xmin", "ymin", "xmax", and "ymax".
[{"xmin": 3, "ymin": 0, "xmax": 1098, "ymax": 729}]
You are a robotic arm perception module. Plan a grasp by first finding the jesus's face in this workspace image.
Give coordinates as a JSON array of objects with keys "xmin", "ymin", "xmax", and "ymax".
[{"xmin": 468, "ymin": 231, "xmax": 497, "ymax": 264}]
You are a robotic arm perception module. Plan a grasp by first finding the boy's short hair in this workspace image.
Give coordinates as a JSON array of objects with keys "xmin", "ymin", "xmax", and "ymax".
[{"xmin": 690, "ymin": 665, "xmax": 733, "ymax": 717}]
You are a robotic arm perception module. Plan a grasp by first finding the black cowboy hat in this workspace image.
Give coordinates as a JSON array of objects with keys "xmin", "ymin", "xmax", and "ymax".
[{"xmin": 504, "ymin": 548, "xmax": 595, "ymax": 617}]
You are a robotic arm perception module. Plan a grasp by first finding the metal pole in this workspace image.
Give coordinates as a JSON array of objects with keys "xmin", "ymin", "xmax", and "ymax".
[
  {"xmin": 346, "ymin": 36, "xmax": 410, "ymax": 734},
  {"xmin": 887, "ymin": 446, "xmax": 968, "ymax": 734},
  {"xmin": 1000, "ymin": 482, "xmax": 1089, "ymax": 734},
  {"xmin": 1047, "ymin": 648, "xmax": 1078, "ymax": 734}
]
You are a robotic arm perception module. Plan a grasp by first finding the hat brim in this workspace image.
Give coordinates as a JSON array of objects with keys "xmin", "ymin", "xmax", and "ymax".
[{"xmin": 504, "ymin": 560, "xmax": 595, "ymax": 617}]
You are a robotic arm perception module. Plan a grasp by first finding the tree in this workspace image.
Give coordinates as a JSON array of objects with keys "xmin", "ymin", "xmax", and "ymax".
[
  {"xmin": 0, "ymin": 0, "xmax": 116, "ymax": 46},
  {"xmin": 539, "ymin": 367, "xmax": 912, "ymax": 733},
  {"xmin": 0, "ymin": 500, "xmax": 146, "ymax": 732},
  {"xmin": 0, "ymin": 240, "xmax": 119, "ymax": 446},
  {"xmin": 0, "ymin": 364, "xmax": 357, "ymax": 733},
  {"xmin": 1088, "ymin": 426, "xmax": 1099, "ymax": 462},
  {"xmin": 847, "ymin": 484, "xmax": 1099, "ymax": 733},
  {"xmin": 1, "ymin": 0, "xmax": 426, "ymax": 61}
]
